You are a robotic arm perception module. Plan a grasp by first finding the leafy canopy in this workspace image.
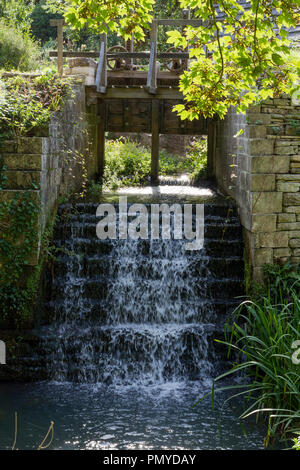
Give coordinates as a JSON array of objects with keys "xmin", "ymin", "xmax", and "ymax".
[
  {"xmin": 167, "ymin": 0, "xmax": 299, "ymax": 118},
  {"xmin": 52, "ymin": 0, "xmax": 155, "ymax": 41},
  {"xmin": 48, "ymin": 0, "xmax": 299, "ymax": 119}
]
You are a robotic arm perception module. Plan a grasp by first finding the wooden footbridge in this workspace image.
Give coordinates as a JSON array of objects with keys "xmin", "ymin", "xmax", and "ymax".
[{"xmin": 50, "ymin": 11, "xmax": 216, "ymax": 183}]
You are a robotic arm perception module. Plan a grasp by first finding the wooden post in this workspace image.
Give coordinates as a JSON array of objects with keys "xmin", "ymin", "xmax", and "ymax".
[
  {"xmin": 146, "ymin": 20, "xmax": 158, "ymax": 94},
  {"xmin": 96, "ymin": 33, "xmax": 107, "ymax": 93},
  {"xmin": 50, "ymin": 19, "xmax": 65, "ymax": 75},
  {"xmin": 151, "ymin": 100, "xmax": 160, "ymax": 184},
  {"xmin": 97, "ymin": 100, "xmax": 106, "ymax": 178},
  {"xmin": 125, "ymin": 34, "xmax": 134, "ymax": 70},
  {"xmin": 207, "ymin": 120, "xmax": 217, "ymax": 178},
  {"xmin": 182, "ymin": 9, "xmax": 190, "ymax": 70}
]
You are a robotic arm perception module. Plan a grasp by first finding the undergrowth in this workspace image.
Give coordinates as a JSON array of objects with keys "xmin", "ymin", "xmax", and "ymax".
[
  {"xmin": 204, "ymin": 262, "xmax": 300, "ymax": 447},
  {"xmin": 89, "ymin": 137, "xmax": 207, "ymax": 192}
]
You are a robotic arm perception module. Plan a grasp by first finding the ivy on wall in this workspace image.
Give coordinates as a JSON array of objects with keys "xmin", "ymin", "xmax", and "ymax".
[
  {"xmin": 0, "ymin": 175, "xmax": 40, "ymax": 328},
  {"xmin": 0, "ymin": 72, "xmax": 71, "ymax": 328}
]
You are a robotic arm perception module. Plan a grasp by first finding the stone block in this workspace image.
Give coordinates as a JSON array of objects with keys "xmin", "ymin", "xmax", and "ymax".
[
  {"xmin": 291, "ymin": 163, "xmax": 300, "ymax": 169},
  {"xmin": 259, "ymin": 231, "xmax": 289, "ymax": 248},
  {"xmin": 277, "ymin": 222, "xmax": 300, "ymax": 231},
  {"xmin": 275, "ymin": 145, "xmax": 297, "ymax": 155},
  {"xmin": 277, "ymin": 213, "xmax": 296, "ymax": 223},
  {"xmin": 252, "ymin": 192, "xmax": 282, "ymax": 213},
  {"xmin": 252, "ymin": 156, "xmax": 290, "ymax": 173},
  {"xmin": 17, "ymin": 137, "xmax": 43, "ymax": 154},
  {"xmin": 252, "ymin": 214, "xmax": 277, "ymax": 232},
  {"xmin": 289, "ymin": 238, "xmax": 300, "ymax": 248},
  {"xmin": 276, "ymin": 174, "xmax": 300, "ymax": 181},
  {"xmin": 1, "ymin": 154, "xmax": 42, "ymax": 171},
  {"xmin": 252, "ymin": 266, "xmax": 265, "ymax": 283},
  {"xmin": 250, "ymin": 139, "xmax": 274, "ymax": 155},
  {"xmin": 276, "ymin": 181, "xmax": 300, "ymax": 192},
  {"xmin": 283, "ymin": 193, "xmax": 300, "ymax": 206},
  {"xmin": 251, "ymin": 174, "xmax": 275, "ymax": 191},
  {"xmin": 284, "ymin": 206, "xmax": 300, "ymax": 214},
  {"xmin": 247, "ymin": 114, "xmax": 271, "ymax": 125},
  {"xmin": 247, "ymin": 126, "xmax": 267, "ymax": 139},
  {"xmin": 254, "ymin": 248, "xmax": 273, "ymax": 266},
  {"xmin": 0, "ymin": 189, "xmax": 40, "ymax": 204},
  {"xmin": 273, "ymin": 248, "xmax": 291, "ymax": 258},
  {"xmin": 0, "ymin": 141, "xmax": 17, "ymax": 153},
  {"xmin": 4, "ymin": 171, "xmax": 41, "ymax": 190}
]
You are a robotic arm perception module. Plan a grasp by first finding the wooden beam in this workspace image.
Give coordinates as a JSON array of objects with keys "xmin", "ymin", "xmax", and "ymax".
[
  {"xmin": 151, "ymin": 100, "xmax": 160, "ymax": 184},
  {"xmin": 146, "ymin": 21, "xmax": 158, "ymax": 94},
  {"xmin": 50, "ymin": 51, "xmax": 189, "ymax": 59},
  {"xmin": 86, "ymin": 86, "xmax": 183, "ymax": 101},
  {"xmin": 96, "ymin": 33, "xmax": 107, "ymax": 93},
  {"xmin": 125, "ymin": 34, "xmax": 134, "ymax": 69},
  {"xmin": 182, "ymin": 9, "xmax": 191, "ymax": 70},
  {"xmin": 207, "ymin": 120, "xmax": 217, "ymax": 178},
  {"xmin": 97, "ymin": 101, "xmax": 106, "ymax": 178},
  {"xmin": 50, "ymin": 19, "xmax": 64, "ymax": 75},
  {"xmin": 155, "ymin": 19, "xmax": 219, "ymax": 26}
]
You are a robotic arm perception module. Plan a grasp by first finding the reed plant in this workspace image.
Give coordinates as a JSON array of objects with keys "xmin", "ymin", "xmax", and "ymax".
[{"xmin": 206, "ymin": 263, "xmax": 300, "ymax": 446}]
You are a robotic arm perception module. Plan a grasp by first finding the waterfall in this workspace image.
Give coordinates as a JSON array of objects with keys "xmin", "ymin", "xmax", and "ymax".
[{"xmin": 42, "ymin": 200, "xmax": 244, "ymax": 386}]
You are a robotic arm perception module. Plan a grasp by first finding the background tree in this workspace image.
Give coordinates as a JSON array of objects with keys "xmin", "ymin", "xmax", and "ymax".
[
  {"xmin": 41, "ymin": 1, "xmax": 300, "ymax": 119},
  {"xmin": 167, "ymin": 0, "xmax": 299, "ymax": 118}
]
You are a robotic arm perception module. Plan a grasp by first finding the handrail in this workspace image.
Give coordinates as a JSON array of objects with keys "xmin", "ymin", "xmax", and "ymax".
[{"xmin": 50, "ymin": 51, "xmax": 190, "ymax": 59}]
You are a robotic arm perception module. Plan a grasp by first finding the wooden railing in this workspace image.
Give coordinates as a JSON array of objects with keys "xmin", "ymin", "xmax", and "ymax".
[{"xmin": 49, "ymin": 10, "xmax": 209, "ymax": 94}]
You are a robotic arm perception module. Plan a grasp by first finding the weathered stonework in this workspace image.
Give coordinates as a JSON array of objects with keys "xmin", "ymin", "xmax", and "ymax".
[
  {"xmin": 0, "ymin": 79, "xmax": 98, "ymax": 266},
  {"xmin": 214, "ymin": 95, "xmax": 300, "ymax": 282}
]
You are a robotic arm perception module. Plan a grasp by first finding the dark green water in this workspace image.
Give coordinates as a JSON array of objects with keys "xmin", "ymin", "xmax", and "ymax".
[{"xmin": 0, "ymin": 381, "xmax": 268, "ymax": 450}]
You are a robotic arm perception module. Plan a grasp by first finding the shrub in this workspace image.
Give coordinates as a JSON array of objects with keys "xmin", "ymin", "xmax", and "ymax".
[
  {"xmin": 0, "ymin": 72, "xmax": 70, "ymax": 139},
  {"xmin": 208, "ymin": 263, "xmax": 300, "ymax": 446},
  {"xmin": 0, "ymin": 19, "xmax": 41, "ymax": 72},
  {"xmin": 102, "ymin": 137, "xmax": 207, "ymax": 190}
]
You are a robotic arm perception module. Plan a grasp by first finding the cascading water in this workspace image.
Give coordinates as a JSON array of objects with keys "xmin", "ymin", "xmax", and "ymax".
[
  {"xmin": 0, "ymin": 190, "xmax": 270, "ymax": 450},
  {"xmin": 43, "ymin": 198, "xmax": 244, "ymax": 386}
]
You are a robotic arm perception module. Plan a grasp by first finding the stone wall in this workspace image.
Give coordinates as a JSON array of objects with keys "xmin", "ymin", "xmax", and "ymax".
[
  {"xmin": 214, "ymin": 95, "xmax": 300, "ymax": 282},
  {"xmin": 0, "ymin": 79, "xmax": 98, "ymax": 265}
]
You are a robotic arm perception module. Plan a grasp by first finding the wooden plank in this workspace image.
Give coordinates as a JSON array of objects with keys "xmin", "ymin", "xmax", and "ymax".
[
  {"xmin": 50, "ymin": 19, "xmax": 66, "ymax": 27},
  {"xmin": 49, "ymin": 51, "xmax": 100, "ymax": 58},
  {"xmin": 97, "ymin": 101, "xmax": 106, "ymax": 177},
  {"xmin": 106, "ymin": 71, "xmax": 181, "ymax": 81},
  {"xmin": 151, "ymin": 100, "xmax": 160, "ymax": 184}
]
